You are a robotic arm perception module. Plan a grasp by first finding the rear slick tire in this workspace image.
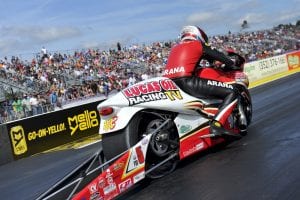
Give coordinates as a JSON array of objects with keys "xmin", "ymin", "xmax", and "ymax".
[{"xmin": 101, "ymin": 113, "xmax": 142, "ymax": 161}]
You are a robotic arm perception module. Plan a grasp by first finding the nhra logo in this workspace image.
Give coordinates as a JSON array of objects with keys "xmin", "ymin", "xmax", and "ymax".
[
  {"xmin": 122, "ymin": 79, "xmax": 183, "ymax": 106},
  {"xmin": 10, "ymin": 125, "xmax": 28, "ymax": 155}
]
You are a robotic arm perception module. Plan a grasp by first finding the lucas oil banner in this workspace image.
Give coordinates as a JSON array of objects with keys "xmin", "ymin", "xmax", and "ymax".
[{"xmin": 6, "ymin": 100, "xmax": 102, "ymax": 160}]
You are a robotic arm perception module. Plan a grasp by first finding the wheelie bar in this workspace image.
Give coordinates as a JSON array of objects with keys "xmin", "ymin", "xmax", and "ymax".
[{"xmin": 37, "ymin": 118, "xmax": 174, "ymax": 200}]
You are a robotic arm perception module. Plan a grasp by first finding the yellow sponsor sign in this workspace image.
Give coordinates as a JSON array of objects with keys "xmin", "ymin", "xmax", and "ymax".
[
  {"xmin": 10, "ymin": 125, "xmax": 28, "ymax": 155},
  {"xmin": 27, "ymin": 123, "xmax": 66, "ymax": 141}
]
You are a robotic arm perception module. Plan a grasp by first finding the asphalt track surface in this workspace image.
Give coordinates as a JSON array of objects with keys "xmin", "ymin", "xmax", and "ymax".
[{"xmin": 0, "ymin": 73, "xmax": 300, "ymax": 200}]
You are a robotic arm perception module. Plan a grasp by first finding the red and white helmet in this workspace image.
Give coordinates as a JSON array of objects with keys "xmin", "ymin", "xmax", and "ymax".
[{"xmin": 180, "ymin": 25, "xmax": 209, "ymax": 44}]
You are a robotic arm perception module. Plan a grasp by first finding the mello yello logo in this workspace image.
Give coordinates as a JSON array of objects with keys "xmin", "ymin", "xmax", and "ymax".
[{"xmin": 68, "ymin": 110, "xmax": 99, "ymax": 135}]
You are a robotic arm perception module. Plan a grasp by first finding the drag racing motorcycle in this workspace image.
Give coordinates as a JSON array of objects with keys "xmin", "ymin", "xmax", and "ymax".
[{"xmin": 67, "ymin": 52, "xmax": 252, "ymax": 200}]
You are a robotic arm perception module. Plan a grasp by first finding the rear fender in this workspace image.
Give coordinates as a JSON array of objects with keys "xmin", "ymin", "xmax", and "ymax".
[{"xmin": 99, "ymin": 106, "xmax": 144, "ymax": 134}]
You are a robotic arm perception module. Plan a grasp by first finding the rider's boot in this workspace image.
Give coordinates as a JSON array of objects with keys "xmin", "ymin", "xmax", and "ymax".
[
  {"xmin": 209, "ymin": 99, "xmax": 241, "ymax": 139},
  {"xmin": 210, "ymin": 120, "xmax": 241, "ymax": 138}
]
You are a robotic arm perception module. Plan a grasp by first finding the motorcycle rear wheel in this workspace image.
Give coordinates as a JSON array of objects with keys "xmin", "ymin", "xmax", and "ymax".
[{"xmin": 101, "ymin": 113, "xmax": 142, "ymax": 161}]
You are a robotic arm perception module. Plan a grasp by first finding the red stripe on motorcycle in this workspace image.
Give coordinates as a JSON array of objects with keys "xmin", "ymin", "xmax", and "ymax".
[{"xmin": 215, "ymin": 99, "xmax": 238, "ymax": 125}]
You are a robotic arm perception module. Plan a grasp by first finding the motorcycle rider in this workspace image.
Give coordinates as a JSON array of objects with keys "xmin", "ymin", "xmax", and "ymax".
[{"xmin": 163, "ymin": 25, "xmax": 244, "ymax": 138}]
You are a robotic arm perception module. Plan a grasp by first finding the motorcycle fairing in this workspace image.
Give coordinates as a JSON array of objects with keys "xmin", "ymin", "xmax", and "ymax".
[
  {"xmin": 98, "ymin": 77, "xmax": 216, "ymax": 134},
  {"xmin": 174, "ymin": 113, "xmax": 226, "ymax": 159}
]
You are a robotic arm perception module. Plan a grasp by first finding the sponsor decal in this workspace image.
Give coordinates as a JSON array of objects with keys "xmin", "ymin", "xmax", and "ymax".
[
  {"xmin": 118, "ymin": 179, "xmax": 133, "ymax": 193},
  {"xmin": 234, "ymin": 72, "xmax": 249, "ymax": 87},
  {"xmin": 103, "ymin": 169, "xmax": 117, "ymax": 195},
  {"xmin": 90, "ymin": 192, "xmax": 103, "ymax": 200},
  {"xmin": 89, "ymin": 183, "xmax": 98, "ymax": 194},
  {"xmin": 179, "ymin": 125, "xmax": 192, "ymax": 135},
  {"xmin": 103, "ymin": 184, "xmax": 116, "ymax": 196},
  {"xmin": 10, "ymin": 125, "xmax": 28, "ymax": 155},
  {"xmin": 133, "ymin": 171, "xmax": 145, "ymax": 184},
  {"xmin": 164, "ymin": 66, "xmax": 185, "ymax": 76},
  {"xmin": 88, "ymin": 183, "xmax": 103, "ymax": 200},
  {"xmin": 68, "ymin": 110, "xmax": 99, "ymax": 135},
  {"xmin": 103, "ymin": 184, "xmax": 117, "ymax": 195},
  {"xmin": 183, "ymin": 142, "xmax": 204, "ymax": 157},
  {"xmin": 113, "ymin": 162, "xmax": 125, "ymax": 172},
  {"xmin": 207, "ymin": 80, "xmax": 233, "ymax": 89},
  {"xmin": 98, "ymin": 177, "xmax": 105, "ymax": 188},
  {"xmin": 103, "ymin": 116, "xmax": 118, "ymax": 132},
  {"xmin": 287, "ymin": 53, "xmax": 300, "ymax": 69},
  {"xmin": 122, "ymin": 79, "xmax": 183, "ymax": 106},
  {"xmin": 126, "ymin": 146, "xmax": 145, "ymax": 173}
]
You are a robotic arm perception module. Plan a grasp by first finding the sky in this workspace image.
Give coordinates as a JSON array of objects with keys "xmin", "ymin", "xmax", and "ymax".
[{"xmin": 0, "ymin": 0, "xmax": 299, "ymax": 59}]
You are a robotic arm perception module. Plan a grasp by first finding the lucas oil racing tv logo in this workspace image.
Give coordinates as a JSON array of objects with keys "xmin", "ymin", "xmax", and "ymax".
[
  {"xmin": 10, "ymin": 125, "xmax": 28, "ymax": 155},
  {"xmin": 122, "ymin": 79, "xmax": 183, "ymax": 106}
]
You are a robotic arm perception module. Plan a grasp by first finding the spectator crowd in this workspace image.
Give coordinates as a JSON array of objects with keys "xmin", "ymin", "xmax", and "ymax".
[{"xmin": 0, "ymin": 22, "xmax": 299, "ymax": 123}]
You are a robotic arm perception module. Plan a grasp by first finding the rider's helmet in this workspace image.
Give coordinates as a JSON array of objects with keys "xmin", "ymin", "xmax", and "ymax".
[{"xmin": 180, "ymin": 25, "xmax": 209, "ymax": 44}]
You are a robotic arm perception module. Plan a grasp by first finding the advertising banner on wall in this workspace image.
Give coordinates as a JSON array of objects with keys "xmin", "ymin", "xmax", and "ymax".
[
  {"xmin": 244, "ymin": 54, "xmax": 289, "ymax": 82},
  {"xmin": 286, "ymin": 50, "xmax": 300, "ymax": 70},
  {"xmin": 6, "ymin": 100, "xmax": 102, "ymax": 160}
]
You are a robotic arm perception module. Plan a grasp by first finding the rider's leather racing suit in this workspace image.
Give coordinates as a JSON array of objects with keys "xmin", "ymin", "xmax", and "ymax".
[{"xmin": 163, "ymin": 40, "xmax": 241, "ymax": 136}]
